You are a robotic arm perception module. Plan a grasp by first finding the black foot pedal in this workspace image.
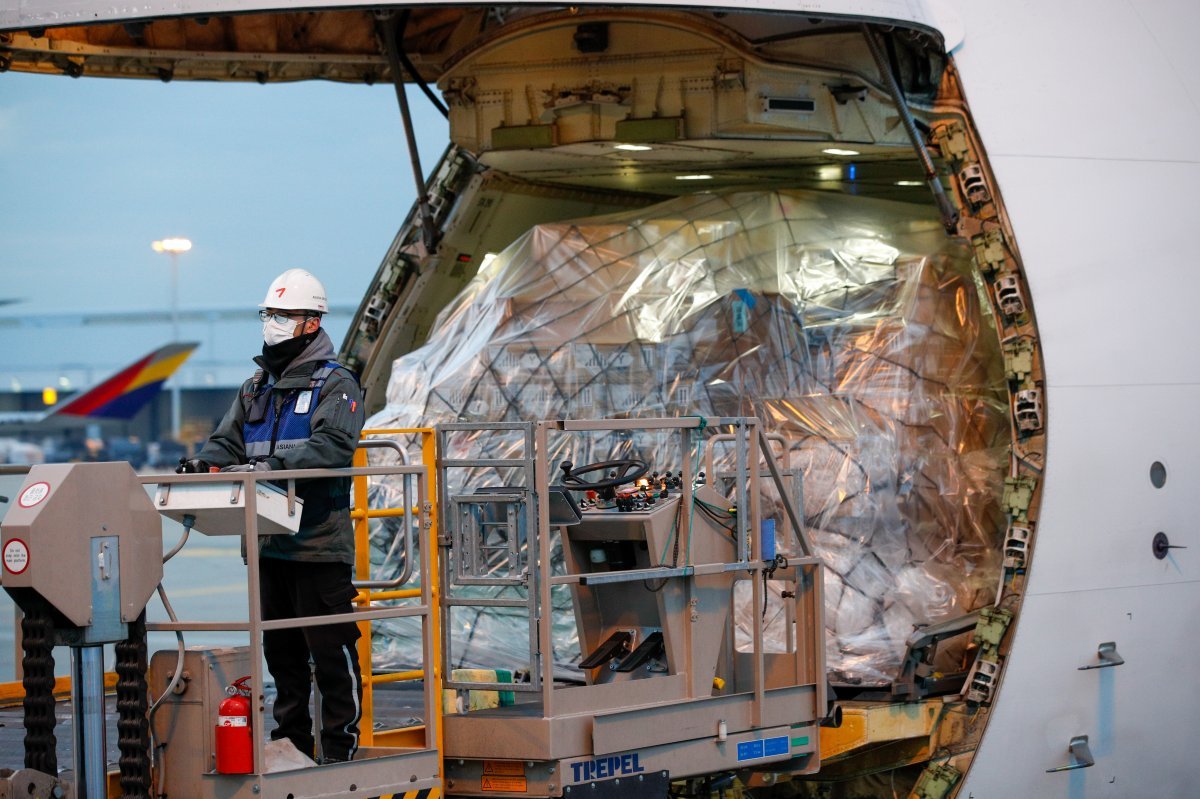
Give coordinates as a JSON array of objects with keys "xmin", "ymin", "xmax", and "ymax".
[
  {"xmin": 579, "ymin": 631, "xmax": 633, "ymax": 669},
  {"xmin": 615, "ymin": 631, "xmax": 664, "ymax": 672}
]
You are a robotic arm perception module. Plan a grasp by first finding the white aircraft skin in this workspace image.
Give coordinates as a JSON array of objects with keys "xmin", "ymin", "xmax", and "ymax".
[
  {"xmin": 3, "ymin": 1, "xmax": 1198, "ymax": 796},
  {"xmin": 947, "ymin": 4, "xmax": 1199, "ymax": 797}
]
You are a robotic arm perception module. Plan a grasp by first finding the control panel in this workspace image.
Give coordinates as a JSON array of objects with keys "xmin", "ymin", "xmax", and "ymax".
[{"xmin": 574, "ymin": 469, "xmax": 693, "ymax": 513}]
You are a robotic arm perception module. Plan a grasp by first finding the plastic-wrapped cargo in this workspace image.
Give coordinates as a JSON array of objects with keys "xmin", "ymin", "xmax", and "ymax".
[{"xmin": 364, "ymin": 189, "xmax": 1009, "ymax": 685}]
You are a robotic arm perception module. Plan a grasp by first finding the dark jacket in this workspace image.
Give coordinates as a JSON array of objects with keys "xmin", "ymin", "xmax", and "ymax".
[{"xmin": 198, "ymin": 329, "xmax": 365, "ymax": 564}]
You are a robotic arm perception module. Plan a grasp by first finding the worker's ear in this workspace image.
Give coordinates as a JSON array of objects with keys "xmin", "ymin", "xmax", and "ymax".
[{"xmin": 304, "ymin": 316, "xmax": 321, "ymax": 334}]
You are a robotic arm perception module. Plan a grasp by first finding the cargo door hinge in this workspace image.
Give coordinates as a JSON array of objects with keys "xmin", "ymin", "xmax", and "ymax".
[
  {"xmin": 971, "ymin": 229, "xmax": 1008, "ymax": 276},
  {"xmin": 932, "ymin": 120, "xmax": 972, "ymax": 164},
  {"xmin": 1002, "ymin": 338, "xmax": 1036, "ymax": 387},
  {"xmin": 973, "ymin": 607, "xmax": 1013, "ymax": 658},
  {"xmin": 910, "ymin": 762, "xmax": 962, "ymax": 799},
  {"xmin": 1003, "ymin": 475, "xmax": 1037, "ymax": 523}
]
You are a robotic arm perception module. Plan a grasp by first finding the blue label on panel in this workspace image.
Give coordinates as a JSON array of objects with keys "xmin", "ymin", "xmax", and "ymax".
[
  {"xmin": 737, "ymin": 740, "xmax": 764, "ymax": 761},
  {"xmin": 737, "ymin": 736, "xmax": 789, "ymax": 762},
  {"xmin": 764, "ymin": 736, "xmax": 789, "ymax": 756}
]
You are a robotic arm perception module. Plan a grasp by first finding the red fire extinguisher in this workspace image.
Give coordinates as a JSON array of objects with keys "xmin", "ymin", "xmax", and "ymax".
[{"xmin": 216, "ymin": 676, "xmax": 253, "ymax": 774}]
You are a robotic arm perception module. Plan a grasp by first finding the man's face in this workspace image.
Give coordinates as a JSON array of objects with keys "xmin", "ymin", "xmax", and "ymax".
[{"xmin": 261, "ymin": 309, "xmax": 321, "ymax": 338}]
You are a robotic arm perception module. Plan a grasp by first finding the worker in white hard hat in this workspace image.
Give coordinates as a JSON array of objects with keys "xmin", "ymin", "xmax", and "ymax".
[{"xmin": 181, "ymin": 268, "xmax": 366, "ymax": 763}]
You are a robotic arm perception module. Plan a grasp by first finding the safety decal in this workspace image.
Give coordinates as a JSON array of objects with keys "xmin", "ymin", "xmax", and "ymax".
[
  {"xmin": 736, "ymin": 735, "xmax": 789, "ymax": 762},
  {"xmin": 17, "ymin": 481, "xmax": 50, "ymax": 508},
  {"xmin": 481, "ymin": 775, "xmax": 527, "ymax": 792},
  {"xmin": 483, "ymin": 761, "xmax": 525, "ymax": 777},
  {"xmin": 477, "ymin": 761, "xmax": 528, "ymax": 791},
  {"xmin": 4, "ymin": 539, "xmax": 30, "ymax": 575}
]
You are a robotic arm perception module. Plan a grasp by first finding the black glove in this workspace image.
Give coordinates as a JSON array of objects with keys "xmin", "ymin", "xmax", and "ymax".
[
  {"xmin": 220, "ymin": 461, "xmax": 272, "ymax": 473},
  {"xmin": 176, "ymin": 457, "xmax": 211, "ymax": 474}
]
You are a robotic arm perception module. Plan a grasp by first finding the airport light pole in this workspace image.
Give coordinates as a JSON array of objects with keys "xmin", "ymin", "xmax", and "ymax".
[{"xmin": 152, "ymin": 237, "xmax": 192, "ymax": 441}]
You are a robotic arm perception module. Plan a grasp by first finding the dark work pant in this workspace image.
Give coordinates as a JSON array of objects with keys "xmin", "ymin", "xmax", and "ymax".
[{"xmin": 259, "ymin": 558, "xmax": 362, "ymax": 762}]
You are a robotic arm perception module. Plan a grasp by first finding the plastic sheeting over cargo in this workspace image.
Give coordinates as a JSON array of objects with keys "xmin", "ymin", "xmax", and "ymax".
[{"xmin": 365, "ymin": 189, "xmax": 1008, "ymax": 685}]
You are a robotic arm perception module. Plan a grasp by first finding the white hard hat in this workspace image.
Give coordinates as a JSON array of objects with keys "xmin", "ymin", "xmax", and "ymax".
[{"xmin": 260, "ymin": 269, "xmax": 328, "ymax": 313}]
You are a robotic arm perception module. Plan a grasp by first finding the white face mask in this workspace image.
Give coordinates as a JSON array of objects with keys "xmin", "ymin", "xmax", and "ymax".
[{"xmin": 262, "ymin": 316, "xmax": 297, "ymax": 346}]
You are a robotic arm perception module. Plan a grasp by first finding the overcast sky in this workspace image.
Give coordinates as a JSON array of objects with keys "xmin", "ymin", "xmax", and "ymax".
[
  {"xmin": 0, "ymin": 71, "xmax": 447, "ymax": 383},
  {"xmin": 0, "ymin": 71, "xmax": 447, "ymax": 313}
]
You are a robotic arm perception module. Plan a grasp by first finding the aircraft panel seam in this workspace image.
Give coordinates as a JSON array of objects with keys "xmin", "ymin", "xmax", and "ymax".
[
  {"xmin": 989, "ymin": 153, "xmax": 1200, "ymax": 166},
  {"xmin": 1027, "ymin": 578, "xmax": 1199, "ymax": 599}
]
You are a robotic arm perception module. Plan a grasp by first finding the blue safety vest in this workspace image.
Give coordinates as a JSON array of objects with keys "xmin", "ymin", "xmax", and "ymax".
[
  {"xmin": 243, "ymin": 361, "xmax": 340, "ymax": 461},
  {"xmin": 242, "ymin": 361, "xmax": 349, "ymax": 528}
]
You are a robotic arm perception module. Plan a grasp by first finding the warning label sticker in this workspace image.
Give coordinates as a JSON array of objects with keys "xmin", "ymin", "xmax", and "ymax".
[
  {"xmin": 17, "ymin": 482, "xmax": 50, "ymax": 509},
  {"xmin": 483, "ymin": 761, "xmax": 525, "ymax": 777},
  {"xmin": 4, "ymin": 539, "xmax": 30, "ymax": 575},
  {"xmin": 481, "ymin": 775, "xmax": 528, "ymax": 792}
]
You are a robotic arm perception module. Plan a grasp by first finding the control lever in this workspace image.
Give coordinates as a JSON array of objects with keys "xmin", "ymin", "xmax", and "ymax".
[
  {"xmin": 891, "ymin": 611, "xmax": 980, "ymax": 701},
  {"xmin": 615, "ymin": 631, "xmax": 665, "ymax": 672},
  {"xmin": 579, "ymin": 630, "xmax": 633, "ymax": 670}
]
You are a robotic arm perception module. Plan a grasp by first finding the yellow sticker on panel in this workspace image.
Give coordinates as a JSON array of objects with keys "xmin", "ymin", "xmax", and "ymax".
[
  {"xmin": 481, "ymin": 775, "xmax": 528, "ymax": 792},
  {"xmin": 483, "ymin": 761, "xmax": 525, "ymax": 777}
]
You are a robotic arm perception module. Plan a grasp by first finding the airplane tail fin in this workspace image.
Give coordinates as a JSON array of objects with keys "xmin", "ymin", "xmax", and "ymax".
[{"xmin": 52, "ymin": 342, "xmax": 200, "ymax": 420}]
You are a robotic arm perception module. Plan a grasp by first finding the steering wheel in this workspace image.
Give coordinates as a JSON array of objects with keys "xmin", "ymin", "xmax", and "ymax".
[{"xmin": 558, "ymin": 458, "xmax": 650, "ymax": 492}]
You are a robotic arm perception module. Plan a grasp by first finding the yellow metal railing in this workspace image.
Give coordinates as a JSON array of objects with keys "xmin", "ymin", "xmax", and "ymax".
[
  {"xmin": 349, "ymin": 507, "xmax": 419, "ymax": 520},
  {"xmin": 351, "ymin": 428, "xmax": 442, "ymax": 759},
  {"xmin": 0, "ymin": 672, "xmax": 120, "ymax": 707}
]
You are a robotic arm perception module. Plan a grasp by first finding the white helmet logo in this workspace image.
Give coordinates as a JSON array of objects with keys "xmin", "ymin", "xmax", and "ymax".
[{"xmin": 260, "ymin": 269, "xmax": 327, "ymax": 313}]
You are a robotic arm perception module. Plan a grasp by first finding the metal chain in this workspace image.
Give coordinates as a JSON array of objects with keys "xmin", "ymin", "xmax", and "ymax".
[
  {"xmin": 115, "ymin": 611, "xmax": 151, "ymax": 798},
  {"xmin": 20, "ymin": 597, "xmax": 58, "ymax": 775}
]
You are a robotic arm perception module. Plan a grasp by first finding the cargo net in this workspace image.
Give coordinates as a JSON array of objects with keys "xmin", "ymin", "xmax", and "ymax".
[{"xmin": 365, "ymin": 189, "xmax": 1009, "ymax": 685}]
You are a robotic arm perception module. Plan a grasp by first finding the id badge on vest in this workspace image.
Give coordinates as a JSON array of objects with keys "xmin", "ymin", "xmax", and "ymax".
[{"xmin": 295, "ymin": 390, "xmax": 313, "ymax": 415}]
